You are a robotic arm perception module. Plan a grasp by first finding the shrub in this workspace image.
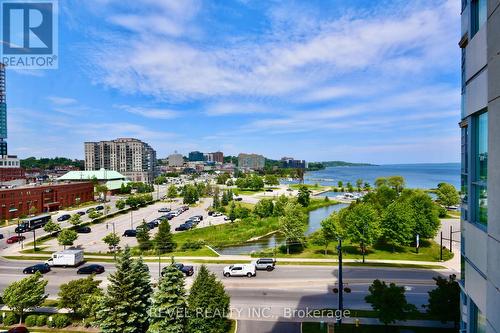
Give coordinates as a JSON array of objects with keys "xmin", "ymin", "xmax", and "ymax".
[
  {"xmin": 3, "ymin": 312, "xmax": 19, "ymax": 326},
  {"xmin": 436, "ymin": 205, "xmax": 447, "ymax": 218},
  {"xmin": 36, "ymin": 315, "xmax": 48, "ymax": 327},
  {"xmin": 25, "ymin": 314, "xmax": 38, "ymax": 327},
  {"xmin": 49, "ymin": 314, "xmax": 70, "ymax": 328},
  {"xmin": 181, "ymin": 240, "xmax": 205, "ymax": 251}
]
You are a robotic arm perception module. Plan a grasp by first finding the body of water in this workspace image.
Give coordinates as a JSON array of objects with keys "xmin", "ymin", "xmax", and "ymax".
[
  {"xmin": 215, "ymin": 203, "xmax": 348, "ymax": 255},
  {"xmin": 286, "ymin": 163, "xmax": 460, "ymax": 190}
]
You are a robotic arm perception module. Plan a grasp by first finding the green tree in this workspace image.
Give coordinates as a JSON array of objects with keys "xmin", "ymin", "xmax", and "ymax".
[
  {"xmin": 154, "ymin": 221, "xmax": 176, "ymax": 253},
  {"xmin": 381, "ymin": 201, "xmax": 415, "ymax": 248},
  {"xmin": 342, "ymin": 203, "xmax": 381, "ymax": 261},
  {"xmin": 374, "ymin": 177, "xmax": 388, "ymax": 188},
  {"xmin": 320, "ymin": 213, "xmax": 344, "ymax": 255},
  {"xmin": 148, "ymin": 264, "xmax": 188, "ymax": 333},
  {"xmin": 43, "ymin": 220, "xmax": 61, "ymax": 234},
  {"xmin": 228, "ymin": 201, "xmax": 237, "ymax": 221},
  {"xmin": 188, "ymin": 265, "xmax": 230, "ymax": 333},
  {"xmin": 401, "ymin": 190, "xmax": 441, "ymax": 239},
  {"xmin": 96, "ymin": 247, "xmax": 152, "ymax": 333},
  {"xmin": 387, "ymin": 176, "xmax": 405, "ymax": 193},
  {"xmin": 115, "ymin": 199, "xmax": 126, "ymax": 210},
  {"xmin": 346, "ymin": 182, "xmax": 354, "ymax": 192},
  {"xmin": 136, "ymin": 220, "xmax": 152, "ymax": 251},
  {"xmin": 69, "ymin": 214, "xmax": 81, "ymax": 226},
  {"xmin": 365, "ymin": 279, "xmax": 417, "ymax": 325},
  {"xmin": 57, "ymin": 229, "xmax": 78, "ymax": 249},
  {"xmin": 297, "ymin": 186, "xmax": 310, "ymax": 207},
  {"xmin": 182, "ymin": 185, "xmax": 199, "ymax": 204},
  {"xmin": 254, "ymin": 199, "xmax": 274, "ymax": 218},
  {"xmin": 28, "ymin": 205, "xmax": 37, "ymax": 216},
  {"xmin": 216, "ymin": 173, "xmax": 230, "ymax": 185},
  {"xmin": 279, "ymin": 201, "xmax": 307, "ymax": 254},
  {"xmin": 436, "ymin": 183, "xmax": 460, "ymax": 207},
  {"xmin": 356, "ymin": 179, "xmax": 363, "ymax": 191},
  {"xmin": 2, "ymin": 272, "xmax": 48, "ymax": 323},
  {"xmin": 426, "ymin": 275, "xmax": 460, "ymax": 327},
  {"xmin": 58, "ymin": 276, "xmax": 102, "ymax": 317},
  {"xmin": 212, "ymin": 187, "xmax": 220, "ymax": 210},
  {"xmin": 131, "ymin": 257, "xmax": 153, "ymax": 332},
  {"xmin": 264, "ymin": 174, "xmax": 279, "ymax": 186},
  {"xmin": 337, "ymin": 180, "xmax": 343, "ymax": 189},
  {"xmin": 103, "ymin": 233, "xmax": 120, "ymax": 252},
  {"xmin": 95, "ymin": 184, "xmax": 109, "ymax": 201},
  {"xmin": 364, "ymin": 185, "xmax": 398, "ymax": 211},
  {"xmin": 363, "ymin": 182, "xmax": 371, "ymax": 191},
  {"xmin": 166, "ymin": 185, "xmax": 177, "ymax": 199},
  {"xmin": 273, "ymin": 194, "xmax": 289, "ymax": 217}
]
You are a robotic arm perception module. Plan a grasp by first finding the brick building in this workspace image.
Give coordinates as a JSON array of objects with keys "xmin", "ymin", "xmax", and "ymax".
[{"xmin": 0, "ymin": 182, "xmax": 94, "ymax": 219}]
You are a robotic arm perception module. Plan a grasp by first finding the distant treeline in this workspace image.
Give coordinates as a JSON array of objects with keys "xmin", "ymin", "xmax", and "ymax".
[
  {"xmin": 308, "ymin": 161, "xmax": 376, "ymax": 170},
  {"xmin": 20, "ymin": 157, "xmax": 84, "ymax": 170}
]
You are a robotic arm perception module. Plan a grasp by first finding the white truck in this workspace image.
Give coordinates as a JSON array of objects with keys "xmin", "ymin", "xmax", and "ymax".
[{"xmin": 46, "ymin": 250, "xmax": 84, "ymax": 267}]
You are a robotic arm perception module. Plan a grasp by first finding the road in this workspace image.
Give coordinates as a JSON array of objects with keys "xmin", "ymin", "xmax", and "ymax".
[{"xmin": 0, "ymin": 258, "xmax": 449, "ymax": 322}]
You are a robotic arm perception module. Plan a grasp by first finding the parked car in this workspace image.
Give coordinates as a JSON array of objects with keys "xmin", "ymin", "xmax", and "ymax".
[
  {"xmin": 173, "ymin": 263, "xmax": 194, "ymax": 276},
  {"xmin": 234, "ymin": 197, "xmax": 243, "ymax": 201},
  {"xmin": 175, "ymin": 224, "xmax": 191, "ymax": 231},
  {"xmin": 213, "ymin": 212, "xmax": 223, "ymax": 217},
  {"xmin": 208, "ymin": 211, "xmax": 214, "ymax": 216},
  {"xmin": 95, "ymin": 205, "xmax": 104, "ymax": 211},
  {"xmin": 23, "ymin": 263, "xmax": 51, "ymax": 274},
  {"xmin": 146, "ymin": 221, "xmax": 157, "ymax": 229},
  {"xmin": 8, "ymin": 326, "xmax": 29, "ymax": 333},
  {"xmin": 7, "ymin": 235, "xmax": 25, "ymax": 244},
  {"xmin": 57, "ymin": 214, "xmax": 71, "ymax": 222},
  {"xmin": 86, "ymin": 207, "xmax": 96, "ymax": 213},
  {"xmin": 76, "ymin": 211, "xmax": 86, "ymax": 216},
  {"xmin": 190, "ymin": 215, "xmax": 203, "ymax": 222},
  {"xmin": 123, "ymin": 229, "xmax": 137, "ymax": 237},
  {"xmin": 0, "ymin": 234, "xmax": 3, "ymax": 239},
  {"xmin": 223, "ymin": 264, "xmax": 256, "ymax": 278},
  {"xmin": 136, "ymin": 224, "xmax": 151, "ymax": 232},
  {"xmin": 265, "ymin": 189, "xmax": 273, "ymax": 192},
  {"xmin": 252, "ymin": 258, "xmax": 276, "ymax": 271},
  {"xmin": 77, "ymin": 264, "xmax": 105, "ymax": 274},
  {"xmin": 76, "ymin": 226, "xmax": 91, "ymax": 233},
  {"xmin": 158, "ymin": 207, "xmax": 171, "ymax": 213}
]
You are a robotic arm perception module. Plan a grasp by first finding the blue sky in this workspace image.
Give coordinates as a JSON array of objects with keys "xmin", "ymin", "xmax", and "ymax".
[{"xmin": 5, "ymin": 0, "xmax": 460, "ymax": 164}]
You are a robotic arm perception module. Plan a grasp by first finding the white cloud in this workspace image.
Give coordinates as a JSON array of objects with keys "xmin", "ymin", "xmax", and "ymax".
[
  {"xmin": 114, "ymin": 105, "xmax": 180, "ymax": 119},
  {"xmin": 47, "ymin": 96, "xmax": 78, "ymax": 106}
]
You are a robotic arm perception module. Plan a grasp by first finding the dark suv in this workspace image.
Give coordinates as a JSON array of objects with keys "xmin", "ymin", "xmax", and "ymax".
[{"xmin": 123, "ymin": 229, "xmax": 137, "ymax": 237}]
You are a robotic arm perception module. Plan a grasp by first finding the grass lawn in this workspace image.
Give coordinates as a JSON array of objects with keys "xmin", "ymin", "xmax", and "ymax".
[
  {"xmin": 232, "ymin": 189, "xmax": 265, "ymax": 195},
  {"xmin": 289, "ymin": 184, "xmax": 326, "ymax": 191},
  {"xmin": 173, "ymin": 216, "xmax": 280, "ymax": 247},
  {"xmin": 252, "ymin": 239, "xmax": 453, "ymax": 262},
  {"xmin": 445, "ymin": 211, "xmax": 460, "ymax": 218},
  {"xmin": 302, "ymin": 322, "xmax": 455, "ymax": 333}
]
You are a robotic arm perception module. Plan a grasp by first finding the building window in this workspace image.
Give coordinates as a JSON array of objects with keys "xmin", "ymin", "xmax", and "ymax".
[
  {"xmin": 471, "ymin": 111, "xmax": 487, "ymax": 227},
  {"xmin": 470, "ymin": 301, "xmax": 487, "ymax": 333},
  {"xmin": 471, "ymin": 0, "xmax": 487, "ymax": 37},
  {"xmin": 476, "ymin": 112, "xmax": 487, "ymax": 181},
  {"xmin": 475, "ymin": 185, "xmax": 488, "ymax": 226}
]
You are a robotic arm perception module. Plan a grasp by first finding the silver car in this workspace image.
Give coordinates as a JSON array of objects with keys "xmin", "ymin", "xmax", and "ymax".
[{"xmin": 252, "ymin": 258, "xmax": 276, "ymax": 271}]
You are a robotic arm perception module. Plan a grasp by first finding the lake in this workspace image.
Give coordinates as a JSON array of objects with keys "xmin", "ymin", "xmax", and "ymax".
[{"xmin": 285, "ymin": 163, "xmax": 460, "ymax": 189}]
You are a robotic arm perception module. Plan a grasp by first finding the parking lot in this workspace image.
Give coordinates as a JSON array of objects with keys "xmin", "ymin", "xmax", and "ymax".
[{"xmin": 41, "ymin": 197, "xmax": 228, "ymax": 253}]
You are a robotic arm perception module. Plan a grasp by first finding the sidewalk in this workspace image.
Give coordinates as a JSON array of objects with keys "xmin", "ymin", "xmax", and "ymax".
[{"xmin": 1, "ymin": 252, "xmax": 457, "ymax": 271}]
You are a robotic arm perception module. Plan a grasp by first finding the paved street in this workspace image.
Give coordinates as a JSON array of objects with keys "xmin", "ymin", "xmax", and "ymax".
[{"xmin": 0, "ymin": 257, "xmax": 449, "ymax": 322}]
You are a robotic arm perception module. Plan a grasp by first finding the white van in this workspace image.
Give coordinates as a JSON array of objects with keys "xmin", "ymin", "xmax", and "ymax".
[{"xmin": 223, "ymin": 264, "xmax": 256, "ymax": 278}]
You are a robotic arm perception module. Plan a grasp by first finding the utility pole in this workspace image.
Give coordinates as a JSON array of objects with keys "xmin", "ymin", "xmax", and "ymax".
[
  {"xmin": 33, "ymin": 229, "xmax": 36, "ymax": 252},
  {"xmin": 130, "ymin": 210, "xmax": 133, "ymax": 229},
  {"xmin": 337, "ymin": 238, "xmax": 343, "ymax": 325},
  {"xmin": 440, "ymin": 231, "xmax": 443, "ymax": 261}
]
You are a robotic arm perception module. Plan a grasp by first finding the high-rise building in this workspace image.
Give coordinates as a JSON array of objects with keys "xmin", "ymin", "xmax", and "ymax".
[
  {"xmin": 281, "ymin": 157, "xmax": 306, "ymax": 169},
  {"xmin": 168, "ymin": 153, "xmax": 184, "ymax": 167},
  {"xmin": 0, "ymin": 63, "xmax": 7, "ymax": 156},
  {"xmin": 459, "ymin": 1, "xmax": 499, "ymax": 332},
  {"xmin": 238, "ymin": 153, "xmax": 265, "ymax": 170},
  {"xmin": 84, "ymin": 138, "xmax": 157, "ymax": 183},
  {"xmin": 188, "ymin": 151, "xmax": 205, "ymax": 162},
  {"xmin": 206, "ymin": 151, "xmax": 224, "ymax": 163}
]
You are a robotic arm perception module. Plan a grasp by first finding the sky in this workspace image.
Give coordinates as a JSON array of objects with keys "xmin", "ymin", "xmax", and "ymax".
[{"xmin": 5, "ymin": 0, "xmax": 461, "ymax": 164}]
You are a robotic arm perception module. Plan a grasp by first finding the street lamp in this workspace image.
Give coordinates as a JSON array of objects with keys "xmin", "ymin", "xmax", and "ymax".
[
  {"xmin": 337, "ymin": 238, "xmax": 343, "ymax": 324},
  {"xmin": 130, "ymin": 210, "xmax": 133, "ymax": 229}
]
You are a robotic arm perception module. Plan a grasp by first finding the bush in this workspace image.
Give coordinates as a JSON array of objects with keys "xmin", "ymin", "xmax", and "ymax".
[
  {"xmin": 25, "ymin": 314, "xmax": 38, "ymax": 327},
  {"xmin": 36, "ymin": 315, "xmax": 48, "ymax": 327},
  {"xmin": 181, "ymin": 240, "xmax": 205, "ymax": 251},
  {"xmin": 49, "ymin": 314, "xmax": 70, "ymax": 328},
  {"xmin": 3, "ymin": 312, "xmax": 19, "ymax": 326},
  {"xmin": 436, "ymin": 205, "xmax": 447, "ymax": 218}
]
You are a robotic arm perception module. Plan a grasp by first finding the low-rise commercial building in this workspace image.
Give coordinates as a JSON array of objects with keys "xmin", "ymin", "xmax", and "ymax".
[
  {"xmin": 168, "ymin": 153, "xmax": 184, "ymax": 167},
  {"xmin": 0, "ymin": 182, "xmax": 94, "ymax": 219},
  {"xmin": 206, "ymin": 151, "xmax": 224, "ymax": 163},
  {"xmin": 188, "ymin": 151, "xmax": 204, "ymax": 162}
]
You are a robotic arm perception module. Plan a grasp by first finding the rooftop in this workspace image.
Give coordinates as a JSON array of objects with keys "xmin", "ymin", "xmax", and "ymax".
[{"xmin": 58, "ymin": 168, "xmax": 126, "ymax": 181}]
